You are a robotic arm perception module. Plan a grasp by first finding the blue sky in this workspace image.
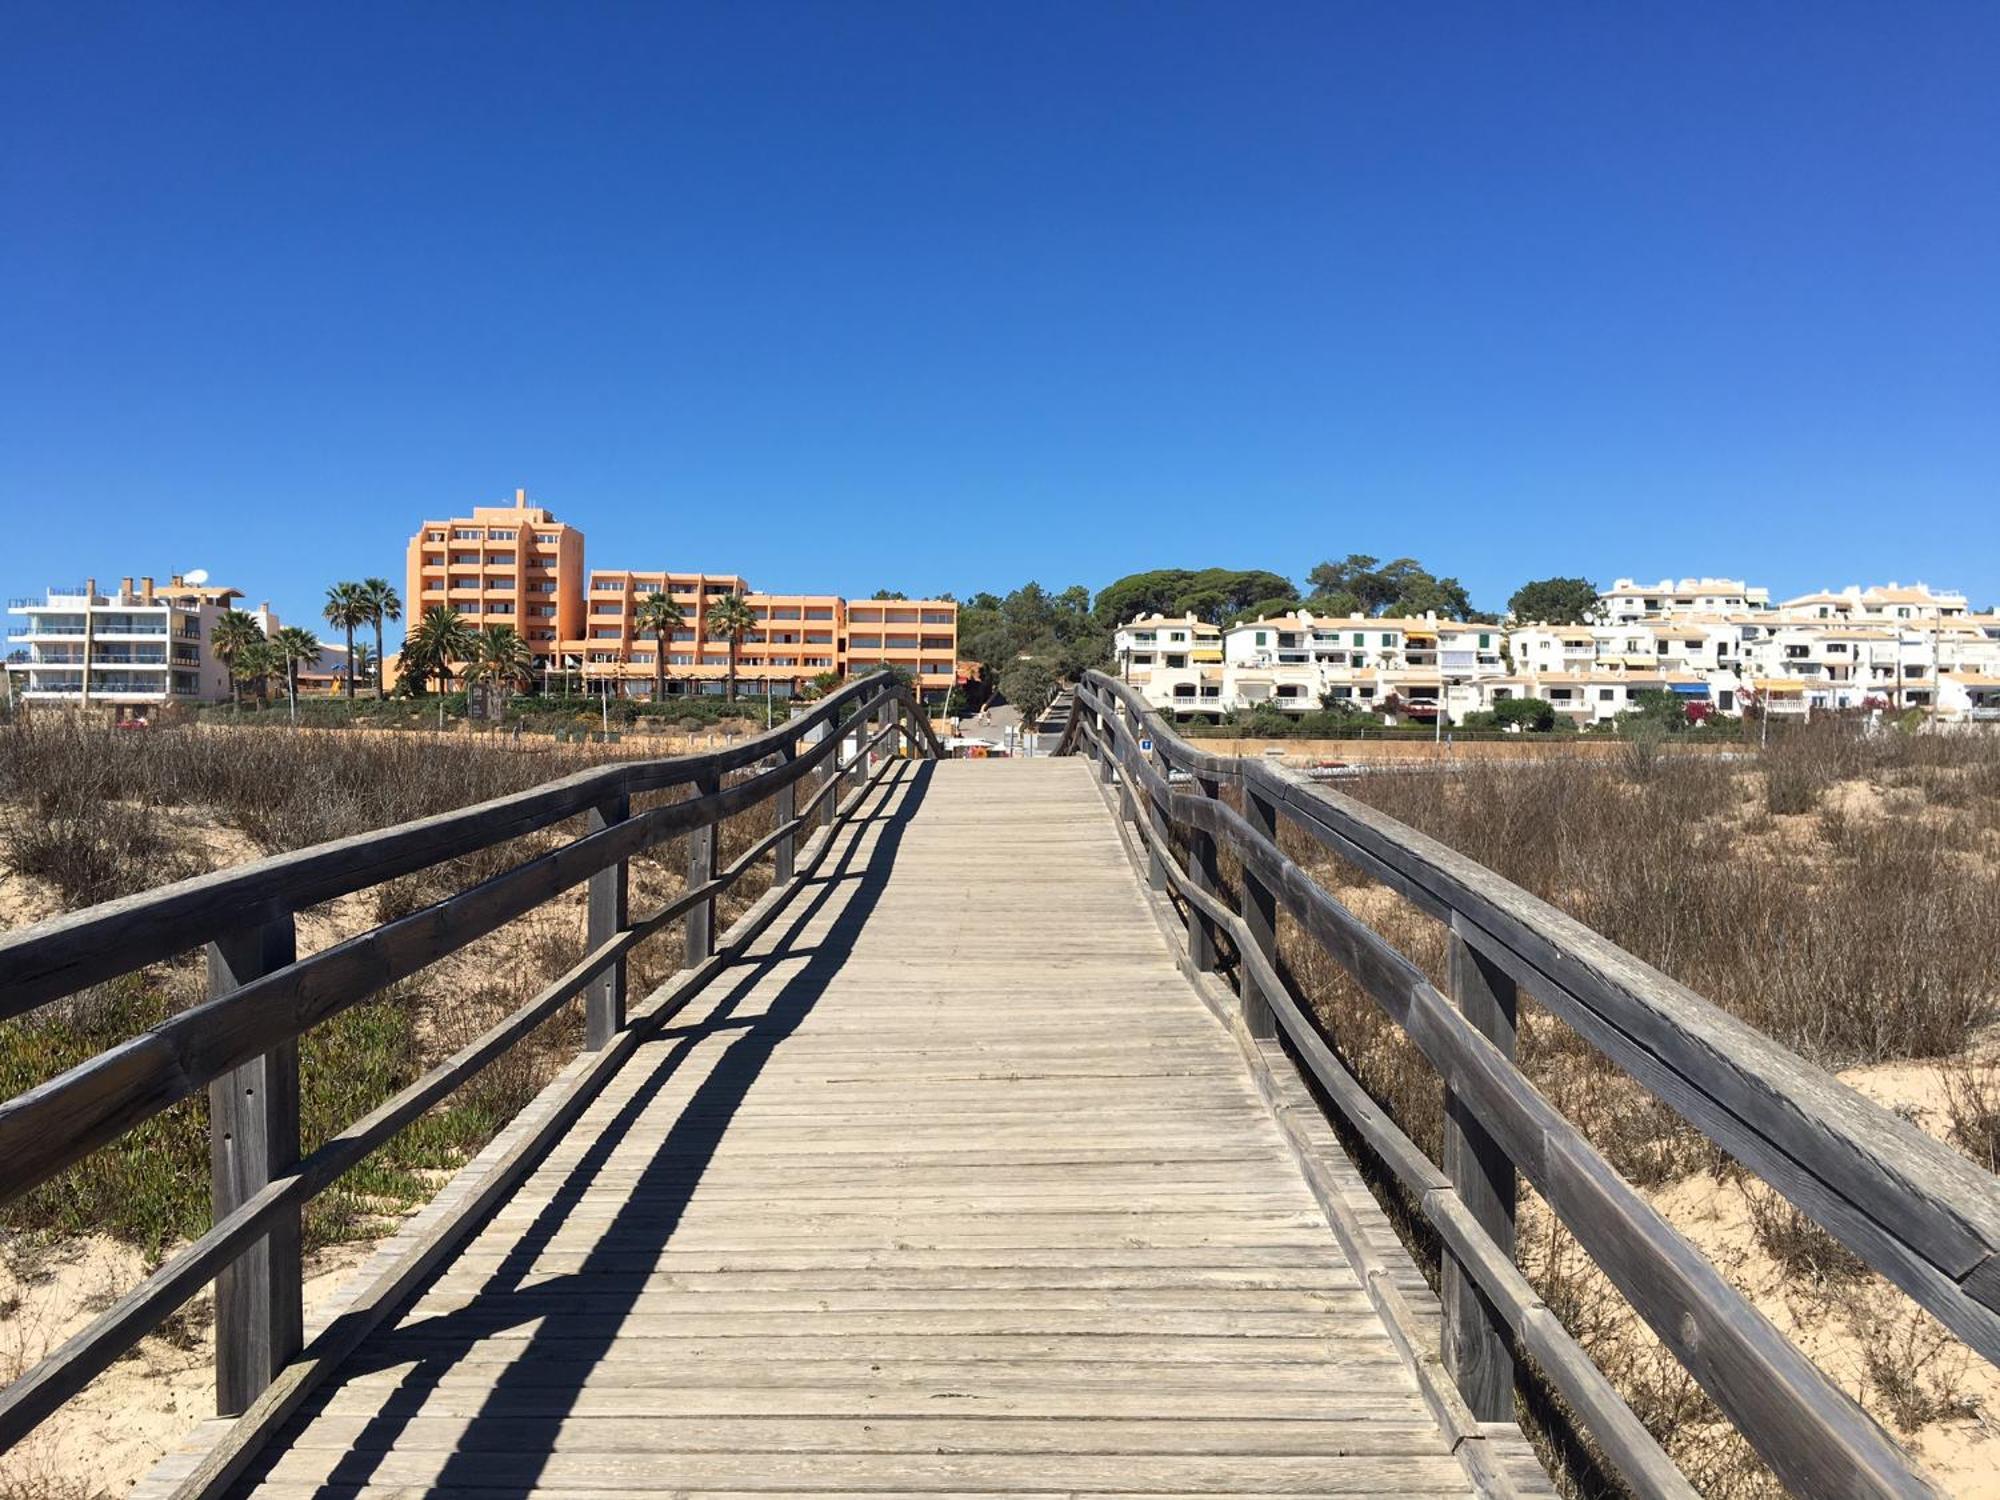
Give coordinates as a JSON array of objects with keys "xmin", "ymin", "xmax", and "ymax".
[{"xmin": 4, "ymin": 2, "xmax": 1996, "ymax": 641}]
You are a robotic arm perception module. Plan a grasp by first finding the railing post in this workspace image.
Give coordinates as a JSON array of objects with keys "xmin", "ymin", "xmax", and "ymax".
[
  {"xmin": 1443, "ymin": 925, "xmax": 1520, "ymax": 1420},
  {"xmin": 773, "ymin": 742, "xmax": 798, "ymax": 885},
  {"xmin": 685, "ymin": 769, "xmax": 720, "ymax": 964},
  {"xmin": 585, "ymin": 791, "xmax": 629, "ymax": 1049},
  {"xmin": 1239, "ymin": 778, "xmax": 1279, "ymax": 1039},
  {"xmin": 1096, "ymin": 698, "xmax": 1115, "ymax": 784},
  {"xmin": 1142, "ymin": 732, "xmax": 1169, "ymax": 893},
  {"xmin": 1187, "ymin": 772, "xmax": 1222, "ymax": 973},
  {"xmin": 207, "ymin": 906, "xmax": 302, "ymax": 1417}
]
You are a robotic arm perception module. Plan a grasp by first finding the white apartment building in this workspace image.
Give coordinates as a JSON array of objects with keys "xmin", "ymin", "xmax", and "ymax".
[
  {"xmin": 4, "ymin": 574, "xmax": 271, "ymax": 716},
  {"xmin": 1111, "ymin": 581, "xmax": 2000, "ymax": 731},
  {"xmin": 1115, "ymin": 611, "xmax": 1506, "ymax": 724},
  {"xmin": 1114, "ymin": 613, "xmax": 1225, "ymax": 712},
  {"xmin": 1596, "ymin": 578, "xmax": 1770, "ymax": 624},
  {"xmin": 1777, "ymin": 583, "xmax": 1969, "ymax": 622}
]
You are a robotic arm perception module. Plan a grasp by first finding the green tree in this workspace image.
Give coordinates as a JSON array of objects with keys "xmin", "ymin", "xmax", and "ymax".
[
  {"xmin": 469, "ymin": 624, "xmax": 536, "ymax": 711},
  {"xmin": 1492, "ymin": 696, "xmax": 1556, "ymax": 732},
  {"xmin": 633, "ymin": 592, "xmax": 685, "ymax": 703},
  {"xmin": 1507, "ymin": 576, "xmax": 1600, "ymax": 625},
  {"xmin": 998, "ymin": 658, "xmax": 1058, "ymax": 725},
  {"xmin": 869, "ymin": 589, "xmax": 908, "ymax": 600},
  {"xmin": 1306, "ymin": 555, "xmax": 1477, "ymax": 619},
  {"xmin": 322, "ymin": 582, "xmax": 369, "ymax": 699},
  {"xmin": 350, "ymin": 641, "xmax": 376, "ymax": 692},
  {"xmin": 211, "ymin": 609, "xmax": 266, "ymax": 711},
  {"xmin": 270, "ymin": 626, "xmax": 323, "ymax": 713},
  {"xmin": 358, "ymin": 578, "xmax": 402, "ymax": 701},
  {"xmin": 706, "ymin": 593, "xmax": 758, "ymax": 701},
  {"xmin": 1091, "ymin": 568, "xmax": 1298, "ymax": 627},
  {"xmin": 1622, "ymin": 689, "xmax": 1690, "ymax": 733},
  {"xmin": 231, "ymin": 638, "xmax": 277, "ymax": 706},
  {"xmin": 400, "ymin": 605, "xmax": 474, "ymax": 696}
]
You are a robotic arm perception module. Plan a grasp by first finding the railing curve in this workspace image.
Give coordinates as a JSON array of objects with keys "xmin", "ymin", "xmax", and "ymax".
[{"xmin": 1063, "ymin": 668, "xmax": 2000, "ymax": 1500}]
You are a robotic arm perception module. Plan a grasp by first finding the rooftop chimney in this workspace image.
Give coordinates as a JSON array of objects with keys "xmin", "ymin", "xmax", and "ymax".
[
  {"xmin": 86, "ymin": 577, "xmax": 97, "ymax": 600},
  {"xmin": 141, "ymin": 576, "xmax": 154, "ymax": 600},
  {"xmin": 171, "ymin": 574, "xmax": 184, "ymax": 588},
  {"xmin": 120, "ymin": 577, "xmax": 133, "ymax": 599},
  {"xmin": 516, "ymin": 487, "xmax": 527, "ymax": 509}
]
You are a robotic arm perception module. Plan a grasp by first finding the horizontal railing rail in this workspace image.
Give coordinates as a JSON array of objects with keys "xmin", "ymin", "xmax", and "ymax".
[
  {"xmin": 0, "ymin": 671, "xmax": 941, "ymax": 1454},
  {"xmin": 1065, "ymin": 668, "xmax": 1999, "ymax": 1500}
]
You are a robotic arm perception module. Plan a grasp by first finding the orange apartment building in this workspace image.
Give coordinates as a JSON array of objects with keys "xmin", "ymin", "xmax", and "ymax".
[
  {"xmin": 404, "ymin": 490, "xmax": 586, "ymax": 672},
  {"xmin": 403, "ymin": 492, "xmax": 958, "ymax": 703},
  {"xmin": 575, "ymin": 575, "xmax": 956, "ymax": 703}
]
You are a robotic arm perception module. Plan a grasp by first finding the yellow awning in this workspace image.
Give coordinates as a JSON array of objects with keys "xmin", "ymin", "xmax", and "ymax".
[{"xmin": 1191, "ymin": 648, "xmax": 1223, "ymax": 662}]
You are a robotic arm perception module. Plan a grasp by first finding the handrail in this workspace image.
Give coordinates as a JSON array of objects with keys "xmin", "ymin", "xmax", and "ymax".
[
  {"xmin": 0, "ymin": 673, "xmax": 937, "ymax": 1451},
  {"xmin": 1064, "ymin": 668, "xmax": 1996, "ymax": 1500},
  {"xmin": 0, "ymin": 673, "xmax": 907, "ymax": 1021}
]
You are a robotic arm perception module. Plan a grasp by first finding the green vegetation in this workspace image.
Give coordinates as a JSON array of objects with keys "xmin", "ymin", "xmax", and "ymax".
[
  {"xmin": 705, "ymin": 592, "xmax": 758, "ymax": 701},
  {"xmin": 358, "ymin": 577, "xmax": 402, "ymax": 701},
  {"xmin": 323, "ymin": 581, "xmax": 369, "ymax": 698},
  {"xmin": 634, "ymin": 591, "xmax": 686, "ymax": 702},
  {"xmin": 398, "ymin": 604, "xmax": 476, "ymax": 695},
  {"xmin": 1508, "ymin": 575, "xmax": 1601, "ymax": 625}
]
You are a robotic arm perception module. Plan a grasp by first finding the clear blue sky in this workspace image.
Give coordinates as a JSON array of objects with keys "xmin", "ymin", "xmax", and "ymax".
[{"xmin": 5, "ymin": 2, "xmax": 1996, "ymax": 643}]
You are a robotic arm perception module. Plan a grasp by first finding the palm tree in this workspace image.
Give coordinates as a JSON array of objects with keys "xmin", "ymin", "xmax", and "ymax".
[
  {"xmin": 350, "ymin": 641, "xmax": 376, "ymax": 693},
  {"xmin": 633, "ymin": 592, "xmax": 685, "ymax": 703},
  {"xmin": 211, "ymin": 610, "xmax": 267, "ymax": 711},
  {"xmin": 271, "ymin": 626, "xmax": 323, "ymax": 715},
  {"xmin": 231, "ymin": 638, "xmax": 277, "ymax": 707},
  {"xmin": 400, "ymin": 605, "xmax": 474, "ymax": 696},
  {"xmin": 323, "ymin": 582, "xmax": 368, "ymax": 699},
  {"xmin": 706, "ymin": 593, "xmax": 758, "ymax": 702},
  {"xmin": 358, "ymin": 578, "xmax": 402, "ymax": 701},
  {"xmin": 470, "ymin": 624, "xmax": 535, "ymax": 712}
]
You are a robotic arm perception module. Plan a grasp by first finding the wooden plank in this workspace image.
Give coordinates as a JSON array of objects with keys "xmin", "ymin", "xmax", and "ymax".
[{"xmin": 249, "ymin": 1448, "xmax": 1471, "ymax": 1492}]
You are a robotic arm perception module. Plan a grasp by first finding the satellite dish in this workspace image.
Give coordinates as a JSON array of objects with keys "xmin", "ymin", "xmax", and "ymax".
[{"xmin": 183, "ymin": 569, "xmax": 210, "ymax": 585}]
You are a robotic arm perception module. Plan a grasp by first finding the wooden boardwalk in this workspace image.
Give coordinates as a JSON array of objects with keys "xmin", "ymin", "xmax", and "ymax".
[{"xmin": 218, "ymin": 758, "xmax": 1548, "ymax": 1498}]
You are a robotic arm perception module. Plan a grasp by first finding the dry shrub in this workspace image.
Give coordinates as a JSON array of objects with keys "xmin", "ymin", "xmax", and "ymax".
[
  {"xmin": 2, "ymin": 798, "xmax": 204, "ymax": 908},
  {"xmin": 1939, "ymin": 1057, "xmax": 2000, "ymax": 1171},
  {"xmin": 0, "ymin": 714, "xmax": 616, "ymax": 861},
  {"xmin": 1855, "ymin": 1306, "xmax": 1977, "ymax": 1433},
  {"xmin": 1278, "ymin": 726, "xmax": 2000, "ymax": 1496},
  {"xmin": 1341, "ymin": 733, "xmax": 2000, "ymax": 1068},
  {"xmin": 1744, "ymin": 1185, "xmax": 1866, "ymax": 1286}
]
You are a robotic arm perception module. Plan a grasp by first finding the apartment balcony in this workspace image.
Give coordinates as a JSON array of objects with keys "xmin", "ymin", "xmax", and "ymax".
[{"xmin": 93, "ymin": 626, "xmax": 169, "ymax": 639}]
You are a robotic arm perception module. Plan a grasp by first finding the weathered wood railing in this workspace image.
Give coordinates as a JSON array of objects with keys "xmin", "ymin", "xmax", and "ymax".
[
  {"xmin": 0, "ymin": 672, "xmax": 941, "ymax": 1454},
  {"xmin": 1062, "ymin": 669, "xmax": 2000, "ymax": 1500}
]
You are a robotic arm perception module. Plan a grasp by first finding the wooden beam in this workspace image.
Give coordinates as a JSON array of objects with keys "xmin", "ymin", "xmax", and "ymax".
[
  {"xmin": 206, "ymin": 909, "xmax": 301, "ymax": 1418},
  {"xmin": 1443, "ymin": 927, "xmax": 1519, "ymax": 1422},
  {"xmin": 585, "ymin": 792, "xmax": 629, "ymax": 1049}
]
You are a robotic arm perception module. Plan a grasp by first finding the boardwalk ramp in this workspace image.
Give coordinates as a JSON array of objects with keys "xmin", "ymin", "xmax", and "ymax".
[{"xmin": 162, "ymin": 758, "xmax": 1547, "ymax": 1497}]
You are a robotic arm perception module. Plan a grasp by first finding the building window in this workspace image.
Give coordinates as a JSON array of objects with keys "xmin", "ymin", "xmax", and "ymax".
[
  {"xmin": 452, "ymin": 528, "xmax": 483, "ymax": 540},
  {"xmin": 1254, "ymin": 631, "xmax": 1267, "ymax": 646}
]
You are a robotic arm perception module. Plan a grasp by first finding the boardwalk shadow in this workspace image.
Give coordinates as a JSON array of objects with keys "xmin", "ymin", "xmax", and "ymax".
[{"xmin": 242, "ymin": 759, "xmax": 933, "ymax": 1496}]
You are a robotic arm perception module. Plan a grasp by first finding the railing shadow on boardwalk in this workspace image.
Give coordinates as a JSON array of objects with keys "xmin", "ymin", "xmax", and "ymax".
[{"xmin": 234, "ymin": 759, "xmax": 934, "ymax": 1497}]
